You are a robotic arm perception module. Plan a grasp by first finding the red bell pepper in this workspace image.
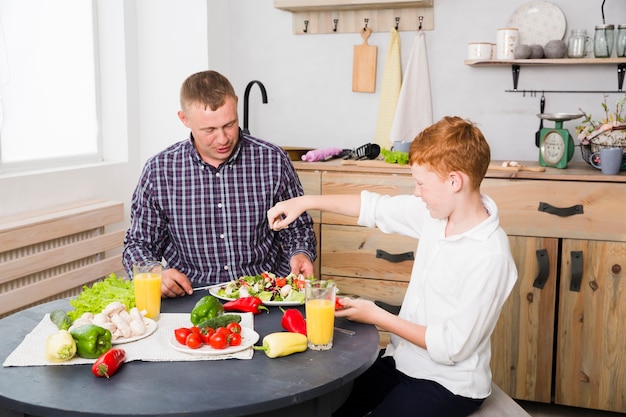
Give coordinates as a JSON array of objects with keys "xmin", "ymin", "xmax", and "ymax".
[
  {"xmin": 223, "ymin": 296, "xmax": 268, "ymax": 314},
  {"xmin": 279, "ymin": 307, "xmax": 307, "ymax": 335}
]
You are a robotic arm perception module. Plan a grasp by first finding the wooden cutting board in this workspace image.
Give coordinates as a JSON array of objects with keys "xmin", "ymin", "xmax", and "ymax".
[
  {"xmin": 352, "ymin": 27, "xmax": 377, "ymax": 93},
  {"xmin": 488, "ymin": 162, "xmax": 545, "ymax": 172}
]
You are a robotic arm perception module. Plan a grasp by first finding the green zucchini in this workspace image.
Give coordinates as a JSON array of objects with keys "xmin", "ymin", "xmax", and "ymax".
[
  {"xmin": 196, "ymin": 314, "xmax": 241, "ymax": 330},
  {"xmin": 50, "ymin": 310, "xmax": 73, "ymax": 330}
]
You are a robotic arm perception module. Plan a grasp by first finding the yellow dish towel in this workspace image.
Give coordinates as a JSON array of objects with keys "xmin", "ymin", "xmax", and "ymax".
[{"xmin": 374, "ymin": 27, "xmax": 401, "ymax": 150}]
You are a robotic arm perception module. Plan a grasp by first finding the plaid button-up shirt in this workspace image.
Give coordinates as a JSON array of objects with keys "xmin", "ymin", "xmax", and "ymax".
[{"xmin": 123, "ymin": 131, "xmax": 316, "ymax": 284}]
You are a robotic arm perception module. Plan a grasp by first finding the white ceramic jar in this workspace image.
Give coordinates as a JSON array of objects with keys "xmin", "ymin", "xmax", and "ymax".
[{"xmin": 496, "ymin": 28, "xmax": 520, "ymax": 60}]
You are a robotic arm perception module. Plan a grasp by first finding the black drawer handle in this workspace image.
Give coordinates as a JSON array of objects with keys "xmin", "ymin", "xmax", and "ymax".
[
  {"xmin": 538, "ymin": 202, "xmax": 583, "ymax": 217},
  {"xmin": 570, "ymin": 251, "xmax": 584, "ymax": 292},
  {"xmin": 376, "ymin": 249, "xmax": 414, "ymax": 263},
  {"xmin": 533, "ymin": 249, "xmax": 550, "ymax": 289}
]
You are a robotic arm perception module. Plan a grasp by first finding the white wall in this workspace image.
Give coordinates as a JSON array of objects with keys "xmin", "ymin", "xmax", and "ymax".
[
  {"xmin": 220, "ymin": 0, "xmax": 626, "ymax": 163},
  {"xmin": 1, "ymin": 0, "xmax": 625, "ymax": 220}
]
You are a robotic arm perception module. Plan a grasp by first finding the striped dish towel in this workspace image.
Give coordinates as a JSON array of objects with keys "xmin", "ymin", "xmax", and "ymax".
[
  {"xmin": 389, "ymin": 30, "xmax": 433, "ymax": 143},
  {"xmin": 374, "ymin": 27, "xmax": 402, "ymax": 150}
]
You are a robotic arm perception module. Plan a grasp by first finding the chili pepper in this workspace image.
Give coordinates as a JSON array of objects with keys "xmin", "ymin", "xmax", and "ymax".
[
  {"xmin": 223, "ymin": 296, "xmax": 268, "ymax": 314},
  {"xmin": 92, "ymin": 348, "xmax": 126, "ymax": 378},
  {"xmin": 253, "ymin": 332, "xmax": 308, "ymax": 358},
  {"xmin": 279, "ymin": 307, "xmax": 306, "ymax": 335},
  {"xmin": 190, "ymin": 295, "xmax": 224, "ymax": 326},
  {"xmin": 70, "ymin": 324, "xmax": 112, "ymax": 359}
]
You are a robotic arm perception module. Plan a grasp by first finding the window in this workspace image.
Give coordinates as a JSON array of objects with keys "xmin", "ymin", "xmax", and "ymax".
[{"xmin": 0, "ymin": 0, "xmax": 101, "ymax": 172}]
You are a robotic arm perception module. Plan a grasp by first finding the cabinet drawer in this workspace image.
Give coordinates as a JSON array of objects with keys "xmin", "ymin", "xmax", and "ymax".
[
  {"xmin": 321, "ymin": 224, "xmax": 417, "ymax": 282},
  {"xmin": 482, "ymin": 179, "xmax": 626, "ymax": 242},
  {"xmin": 322, "ymin": 171, "xmax": 414, "ymax": 225}
]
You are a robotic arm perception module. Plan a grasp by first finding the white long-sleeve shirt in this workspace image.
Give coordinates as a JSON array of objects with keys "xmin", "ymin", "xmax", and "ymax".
[{"xmin": 358, "ymin": 190, "xmax": 517, "ymax": 399}]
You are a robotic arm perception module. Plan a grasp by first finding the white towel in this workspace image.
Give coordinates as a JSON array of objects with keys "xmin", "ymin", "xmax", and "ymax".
[
  {"xmin": 374, "ymin": 27, "xmax": 402, "ymax": 150},
  {"xmin": 389, "ymin": 30, "xmax": 433, "ymax": 143},
  {"xmin": 3, "ymin": 313, "xmax": 256, "ymax": 366}
]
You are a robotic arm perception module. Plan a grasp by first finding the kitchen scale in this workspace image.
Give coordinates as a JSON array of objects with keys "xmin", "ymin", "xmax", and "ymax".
[{"xmin": 536, "ymin": 113, "xmax": 583, "ymax": 169}]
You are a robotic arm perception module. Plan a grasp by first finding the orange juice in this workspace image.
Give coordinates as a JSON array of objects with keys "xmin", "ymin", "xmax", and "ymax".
[
  {"xmin": 305, "ymin": 299, "xmax": 335, "ymax": 349},
  {"xmin": 134, "ymin": 272, "xmax": 161, "ymax": 319}
]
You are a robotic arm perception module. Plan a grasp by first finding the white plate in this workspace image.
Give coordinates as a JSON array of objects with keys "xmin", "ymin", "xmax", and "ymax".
[
  {"xmin": 209, "ymin": 287, "xmax": 303, "ymax": 307},
  {"xmin": 111, "ymin": 318, "xmax": 157, "ymax": 345},
  {"xmin": 507, "ymin": 0, "xmax": 566, "ymax": 46},
  {"xmin": 169, "ymin": 327, "xmax": 260, "ymax": 356}
]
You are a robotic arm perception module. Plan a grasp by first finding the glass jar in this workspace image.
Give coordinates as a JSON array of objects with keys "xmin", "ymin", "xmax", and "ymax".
[
  {"xmin": 617, "ymin": 24, "xmax": 626, "ymax": 57},
  {"xmin": 567, "ymin": 29, "xmax": 588, "ymax": 58},
  {"xmin": 594, "ymin": 24, "xmax": 615, "ymax": 58}
]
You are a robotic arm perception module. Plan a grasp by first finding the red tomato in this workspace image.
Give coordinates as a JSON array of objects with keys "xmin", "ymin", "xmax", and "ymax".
[
  {"xmin": 209, "ymin": 332, "xmax": 228, "ymax": 349},
  {"xmin": 275, "ymin": 277, "xmax": 287, "ymax": 287},
  {"xmin": 174, "ymin": 327, "xmax": 192, "ymax": 345},
  {"xmin": 335, "ymin": 298, "xmax": 344, "ymax": 310},
  {"xmin": 201, "ymin": 327, "xmax": 215, "ymax": 344},
  {"xmin": 216, "ymin": 326, "xmax": 230, "ymax": 335},
  {"xmin": 226, "ymin": 322, "xmax": 242, "ymax": 334},
  {"xmin": 228, "ymin": 332, "xmax": 242, "ymax": 346},
  {"xmin": 295, "ymin": 279, "xmax": 306, "ymax": 290},
  {"xmin": 190, "ymin": 326, "xmax": 201, "ymax": 334},
  {"xmin": 185, "ymin": 332, "xmax": 203, "ymax": 349}
]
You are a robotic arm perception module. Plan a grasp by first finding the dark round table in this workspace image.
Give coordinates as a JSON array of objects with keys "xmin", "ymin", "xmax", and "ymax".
[{"xmin": 0, "ymin": 291, "xmax": 379, "ymax": 417}]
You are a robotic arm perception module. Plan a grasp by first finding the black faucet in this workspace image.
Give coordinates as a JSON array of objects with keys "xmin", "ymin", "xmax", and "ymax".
[{"xmin": 242, "ymin": 80, "xmax": 268, "ymax": 135}]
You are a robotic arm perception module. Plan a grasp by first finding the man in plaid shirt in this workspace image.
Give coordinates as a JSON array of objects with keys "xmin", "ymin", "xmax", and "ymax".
[{"xmin": 123, "ymin": 71, "xmax": 316, "ymax": 298}]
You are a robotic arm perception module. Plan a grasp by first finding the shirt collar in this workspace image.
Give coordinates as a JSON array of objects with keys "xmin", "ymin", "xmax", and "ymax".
[
  {"xmin": 187, "ymin": 129, "xmax": 245, "ymax": 169},
  {"xmin": 441, "ymin": 194, "xmax": 501, "ymax": 242}
]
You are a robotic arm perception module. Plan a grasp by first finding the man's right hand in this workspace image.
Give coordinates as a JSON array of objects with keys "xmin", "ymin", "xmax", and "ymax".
[{"xmin": 161, "ymin": 268, "xmax": 193, "ymax": 298}]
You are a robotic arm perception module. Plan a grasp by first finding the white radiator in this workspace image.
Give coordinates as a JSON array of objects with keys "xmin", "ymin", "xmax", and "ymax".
[{"xmin": 0, "ymin": 200, "xmax": 125, "ymax": 318}]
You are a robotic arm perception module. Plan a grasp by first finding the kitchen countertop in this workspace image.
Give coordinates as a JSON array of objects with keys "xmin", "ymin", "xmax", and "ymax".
[{"xmin": 292, "ymin": 159, "xmax": 626, "ymax": 183}]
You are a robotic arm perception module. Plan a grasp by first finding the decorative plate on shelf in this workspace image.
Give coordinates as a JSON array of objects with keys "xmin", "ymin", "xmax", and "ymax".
[{"xmin": 507, "ymin": 0, "xmax": 566, "ymax": 46}]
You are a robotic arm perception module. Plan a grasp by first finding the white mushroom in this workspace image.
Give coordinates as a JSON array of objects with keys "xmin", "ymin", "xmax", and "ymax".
[
  {"xmin": 129, "ymin": 319, "xmax": 146, "ymax": 337},
  {"xmin": 110, "ymin": 313, "xmax": 131, "ymax": 338},
  {"xmin": 102, "ymin": 301, "xmax": 126, "ymax": 317}
]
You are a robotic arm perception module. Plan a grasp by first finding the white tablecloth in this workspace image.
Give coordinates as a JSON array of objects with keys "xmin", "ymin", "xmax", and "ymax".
[{"xmin": 3, "ymin": 312, "xmax": 254, "ymax": 367}]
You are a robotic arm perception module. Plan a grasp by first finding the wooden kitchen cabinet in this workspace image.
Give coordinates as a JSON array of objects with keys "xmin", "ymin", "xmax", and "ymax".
[{"xmin": 294, "ymin": 159, "xmax": 626, "ymax": 413}]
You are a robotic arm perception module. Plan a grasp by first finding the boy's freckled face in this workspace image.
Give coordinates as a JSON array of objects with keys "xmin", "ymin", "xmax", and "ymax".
[{"xmin": 410, "ymin": 164, "xmax": 453, "ymax": 219}]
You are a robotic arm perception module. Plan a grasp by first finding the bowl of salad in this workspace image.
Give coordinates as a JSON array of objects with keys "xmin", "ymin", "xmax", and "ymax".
[{"xmin": 210, "ymin": 272, "xmax": 308, "ymax": 306}]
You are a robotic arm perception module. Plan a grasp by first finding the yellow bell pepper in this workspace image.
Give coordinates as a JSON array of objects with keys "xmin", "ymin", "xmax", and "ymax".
[
  {"xmin": 45, "ymin": 330, "xmax": 77, "ymax": 362},
  {"xmin": 254, "ymin": 332, "xmax": 307, "ymax": 358}
]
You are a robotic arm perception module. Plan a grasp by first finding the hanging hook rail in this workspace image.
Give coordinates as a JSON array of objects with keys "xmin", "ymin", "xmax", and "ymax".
[
  {"xmin": 395, "ymin": 17, "xmax": 400, "ymax": 31},
  {"xmin": 303, "ymin": 20, "xmax": 309, "ymax": 33},
  {"xmin": 333, "ymin": 19, "xmax": 338, "ymax": 32},
  {"xmin": 363, "ymin": 18, "xmax": 369, "ymax": 31},
  {"xmin": 418, "ymin": 16, "xmax": 423, "ymax": 30}
]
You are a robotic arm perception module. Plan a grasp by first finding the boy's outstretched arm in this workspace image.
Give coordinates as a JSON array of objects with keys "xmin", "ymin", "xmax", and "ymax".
[{"xmin": 268, "ymin": 194, "xmax": 361, "ymax": 231}]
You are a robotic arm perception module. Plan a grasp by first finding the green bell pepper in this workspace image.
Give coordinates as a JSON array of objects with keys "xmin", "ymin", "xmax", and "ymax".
[
  {"xmin": 70, "ymin": 324, "xmax": 112, "ymax": 359},
  {"xmin": 190, "ymin": 295, "xmax": 224, "ymax": 326}
]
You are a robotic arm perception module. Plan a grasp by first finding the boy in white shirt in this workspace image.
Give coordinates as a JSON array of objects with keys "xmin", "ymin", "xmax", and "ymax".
[{"xmin": 267, "ymin": 116, "xmax": 517, "ymax": 417}]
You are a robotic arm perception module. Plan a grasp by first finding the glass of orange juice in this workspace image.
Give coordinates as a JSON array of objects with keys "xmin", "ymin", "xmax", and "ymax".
[
  {"xmin": 132, "ymin": 260, "xmax": 162, "ymax": 320},
  {"xmin": 305, "ymin": 280, "xmax": 336, "ymax": 351}
]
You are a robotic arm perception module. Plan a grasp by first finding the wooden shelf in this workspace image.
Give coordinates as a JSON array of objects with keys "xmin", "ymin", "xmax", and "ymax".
[
  {"xmin": 273, "ymin": 0, "xmax": 432, "ymax": 12},
  {"xmin": 464, "ymin": 58, "xmax": 626, "ymax": 67},
  {"xmin": 273, "ymin": 0, "xmax": 434, "ymax": 34},
  {"xmin": 464, "ymin": 58, "xmax": 626, "ymax": 92}
]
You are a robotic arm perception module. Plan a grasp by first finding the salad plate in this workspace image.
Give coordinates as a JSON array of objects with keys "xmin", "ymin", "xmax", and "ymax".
[
  {"xmin": 112, "ymin": 318, "xmax": 157, "ymax": 345},
  {"xmin": 209, "ymin": 288, "xmax": 303, "ymax": 306},
  {"xmin": 209, "ymin": 272, "xmax": 307, "ymax": 307},
  {"xmin": 507, "ymin": 0, "xmax": 566, "ymax": 46},
  {"xmin": 169, "ymin": 327, "xmax": 259, "ymax": 356}
]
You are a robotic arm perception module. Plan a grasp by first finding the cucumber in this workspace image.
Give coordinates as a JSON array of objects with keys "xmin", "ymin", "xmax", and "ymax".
[
  {"xmin": 50, "ymin": 310, "xmax": 72, "ymax": 330},
  {"xmin": 196, "ymin": 314, "xmax": 241, "ymax": 330}
]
